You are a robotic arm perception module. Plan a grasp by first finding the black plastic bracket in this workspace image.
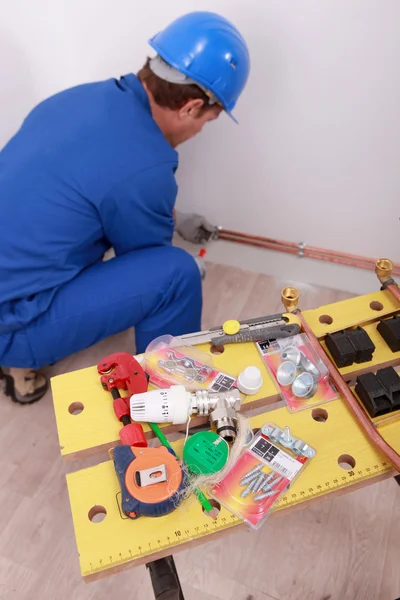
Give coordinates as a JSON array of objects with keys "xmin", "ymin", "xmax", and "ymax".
[
  {"xmin": 325, "ymin": 327, "xmax": 375, "ymax": 368},
  {"xmin": 377, "ymin": 315, "xmax": 400, "ymax": 353},
  {"xmin": 355, "ymin": 367, "xmax": 400, "ymax": 417}
]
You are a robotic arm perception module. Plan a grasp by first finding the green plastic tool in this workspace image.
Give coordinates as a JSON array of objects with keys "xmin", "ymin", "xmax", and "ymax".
[{"xmin": 183, "ymin": 431, "xmax": 229, "ymax": 476}]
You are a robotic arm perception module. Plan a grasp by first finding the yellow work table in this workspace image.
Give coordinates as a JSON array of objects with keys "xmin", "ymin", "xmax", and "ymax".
[{"xmin": 51, "ymin": 289, "xmax": 400, "ymax": 586}]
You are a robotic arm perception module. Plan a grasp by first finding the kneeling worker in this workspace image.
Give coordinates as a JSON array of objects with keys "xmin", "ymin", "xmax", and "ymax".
[{"xmin": 0, "ymin": 12, "xmax": 250, "ymax": 403}]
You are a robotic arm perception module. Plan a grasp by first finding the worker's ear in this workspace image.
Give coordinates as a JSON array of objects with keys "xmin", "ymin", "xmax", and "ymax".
[{"xmin": 179, "ymin": 98, "xmax": 205, "ymax": 120}]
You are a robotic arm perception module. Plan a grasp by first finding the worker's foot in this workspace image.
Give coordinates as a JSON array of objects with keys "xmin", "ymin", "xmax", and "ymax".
[{"xmin": 0, "ymin": 367, "xmax": 49, "ymax": 404}]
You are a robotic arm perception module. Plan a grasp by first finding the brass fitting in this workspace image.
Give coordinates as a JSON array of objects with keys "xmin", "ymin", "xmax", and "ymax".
[
  {"xmin": 375, "ymin": 258, "xmax": 393, "ymax": 284},
  {"xmin": 209, "ymin": 398, "xmax": 238, "ymax": 444},
  {"xmin": 281, "ymin": 287, "xmax": 300, "ymax": 312}
]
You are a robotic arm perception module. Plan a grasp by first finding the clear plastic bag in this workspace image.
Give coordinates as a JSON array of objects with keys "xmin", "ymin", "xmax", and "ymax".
[
  {"xmin": 257, "ymin": 333, "xmax": 339, "ymax": 412},
  {"xmin": 211, "ymin": 423, "xmax": 315, "ymax": 529},
  {"xmin": 144, "ymin": 335, "xmax": 237, "ymax": 392}
]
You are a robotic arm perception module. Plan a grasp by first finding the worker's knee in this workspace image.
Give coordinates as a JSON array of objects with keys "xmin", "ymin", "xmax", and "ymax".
[{"xmin": 168, "ymin": 247, "xmax": 201, "ymax": 289}]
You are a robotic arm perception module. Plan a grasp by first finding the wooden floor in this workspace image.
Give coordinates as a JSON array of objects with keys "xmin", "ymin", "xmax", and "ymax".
[{"xmin": 0, "ymin": 263, "xmax": 399, "ymax": 600}]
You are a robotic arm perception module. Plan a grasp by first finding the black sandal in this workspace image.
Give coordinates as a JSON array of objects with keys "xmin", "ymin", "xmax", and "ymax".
[{"xmin": 0, "ymin": 367, "xmax": 49, "ymax": 405}]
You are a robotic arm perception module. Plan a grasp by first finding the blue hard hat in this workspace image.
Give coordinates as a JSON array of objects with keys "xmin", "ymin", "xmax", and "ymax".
[{"xmin": 149, "ymin": 12, "xmax": 250, "ymax": 122}]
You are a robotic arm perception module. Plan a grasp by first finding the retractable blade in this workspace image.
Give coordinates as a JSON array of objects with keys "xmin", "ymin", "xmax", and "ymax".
[
  {"xmin": 172, "ymin": 314, "xmax": 288, "ymax": 346},
  {"xmin": 211, "ymin": 323, "xmax": 300, "ymax": 346}
]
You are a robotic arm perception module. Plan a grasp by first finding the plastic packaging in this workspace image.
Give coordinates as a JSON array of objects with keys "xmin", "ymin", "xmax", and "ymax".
[
  {"xmin": 211, "ymin": 423, "xmax": 315, "ymax": 529},
  {"xmin": 257, "ymin": 333, "xmax": 339, "ymax": 412},
  {"xmin": 144, "ymin": 335, "xmax": 237, "ymax": 392}
]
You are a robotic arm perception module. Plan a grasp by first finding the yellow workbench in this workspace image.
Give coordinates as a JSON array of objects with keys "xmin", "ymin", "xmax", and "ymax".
[{"xmin": 51, "ymin": 289, "xmax": 400, "ymax": 583}]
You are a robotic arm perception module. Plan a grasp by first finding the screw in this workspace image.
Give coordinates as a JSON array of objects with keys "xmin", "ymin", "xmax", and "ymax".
[
  {"xmin": 265, "ymin": 471, "xmax": 275, "ymax": 484},
  {"xmin": 256, "ymin": 471, "xmax": 275, "ymax": 493},
  {"xmin": 272, "ymin": 475, "xmax": 284, "ymax": 487},
  {"xmin": 281, "ymin": 426, "xmax": 294, "ymax": 448},
  {"xmin": 253, "ymin": 473, "xmax": 267, "ymax": 493},
  {"xmin": 240, "ymin": 485, "xmax": 253, "ymax": 499},
  {"xmin": 240, "ymin": 464, "xmax": 263, "ymax": 486},
  {"xmin": 239, "ymin": 472, "xmax": 260, "ymax": 486},
  {"xmin": 254, "ymin": 489, "xmax": 277, "ymax": 501},
  {"xmin": 240, "ymin": 475, "xmax": 261, "ymax": 498}
]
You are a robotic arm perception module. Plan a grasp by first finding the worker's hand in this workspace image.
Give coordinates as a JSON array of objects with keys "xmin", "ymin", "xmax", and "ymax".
[{"xmin": 175, "ymin": 211, "xmax": 218, "ymax": 244}]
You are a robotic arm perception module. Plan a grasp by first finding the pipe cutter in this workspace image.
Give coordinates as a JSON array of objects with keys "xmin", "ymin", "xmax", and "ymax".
[{"xmin": 98, "ymin": 352, "xmax": 187, "ymax": 519}]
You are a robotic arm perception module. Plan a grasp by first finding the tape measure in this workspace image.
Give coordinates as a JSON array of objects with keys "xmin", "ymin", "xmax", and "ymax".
[
  {"xmin": 183, "ymin": 431, "xmax": 229, "ymax": 476},
  {"xmin": 112, "ymin": 445, "xmax": 187, "ymax": 519}
]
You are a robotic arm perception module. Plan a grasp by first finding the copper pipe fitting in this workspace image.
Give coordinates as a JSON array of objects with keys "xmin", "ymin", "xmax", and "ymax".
[
  {"xmin": 375, "ymin": 259, "xmax": 394, "ymax": 284},
  {"xmin": 375, "ymin": 258, "xmax": 400, "ymax": 305},
  {"xmin": 281, "ymin": 287, "xmax": 300, "ymax": 312}
]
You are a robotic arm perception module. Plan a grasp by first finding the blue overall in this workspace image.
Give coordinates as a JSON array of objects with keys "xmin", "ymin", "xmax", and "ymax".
[{"xmin": 0, "ymin": 75, "xmax": 202, "ymax": 368}]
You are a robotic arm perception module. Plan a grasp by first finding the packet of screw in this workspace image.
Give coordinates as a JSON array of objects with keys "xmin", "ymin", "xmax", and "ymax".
[
  {"xmin": 211, "ymin": 424, "xmax": 315, "ymax": 529},
  {"xmin": 144, "ymin": 335, "xmax": 237, "ymax": 392},
  {"xmin": 258, "ymin": 333, "xmax": 339, "ymax": 412}
]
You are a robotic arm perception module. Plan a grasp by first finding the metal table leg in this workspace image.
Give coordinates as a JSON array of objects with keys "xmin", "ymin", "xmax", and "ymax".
[{"xmin": 146, "ymin": 556, "xmax": 185, "ymax": 600}]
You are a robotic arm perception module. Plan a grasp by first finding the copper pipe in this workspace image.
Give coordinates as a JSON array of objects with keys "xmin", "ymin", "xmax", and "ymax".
[
  {"xmin": 221, "ymin": 228, "xmax": 379, "ymax": 264},
  {"xmin": 218, "ymin": 234, "xmax": 300, "ymax": 256},
  {"xmin": 220, "ymin": 229, "xmax": 299, "ymax": 250},
  {"xmin": 281, "ymin": 286, "xmax": 400, "ymax": 471},
  {"xmin": 386, "ymin": 283, "xmax": 400, "ymax": 304},
  {"xmin": 219, "ymin": 229, "xmax": 400, "ymax": 275},
  {"xmin": 220, "ymin": 228, "xmax": 391, "ymax": 265},
  {"xmin": 219, "ymin": 232, "xmax": 400, "ymax": 273}
]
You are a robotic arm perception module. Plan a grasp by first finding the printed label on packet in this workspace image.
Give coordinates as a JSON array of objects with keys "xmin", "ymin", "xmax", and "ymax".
[
  {"xmin": 209, "ymin": 373, "xmax": 236, "ymax": 392},
  {"xmin": 248, "ymin": 436, "xmax": 303, "ymax": 481},
  {"xmin": 255, "ymin": 339, "xmax": 273, "ymax": 357}
]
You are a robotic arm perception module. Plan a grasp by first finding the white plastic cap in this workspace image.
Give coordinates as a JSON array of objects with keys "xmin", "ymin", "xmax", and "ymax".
[
  {"xmin": 130, "ymin": 385, "xmax": 191, "ymax": 424},
  {"xmin": 237, "ymin": 366, "xmax": 263, "ymax": 395}
]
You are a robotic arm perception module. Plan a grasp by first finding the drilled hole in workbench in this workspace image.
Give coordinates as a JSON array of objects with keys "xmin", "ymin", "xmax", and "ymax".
[
  {"xmin": 68, "ymin": 402, "xmax": 84, "ymax": 415},
  {"xmin": 312, "ymin": 408, "xmax": 328, "ymax": 422},
  {"xmin": 319, "ymin": 315, "xmax": 333, "ymax": 325},
  {"xmin": 88, "ymin": 505, "xmax": 107, "ymax": 523},
  {"xmin": 370, "ymin": 301, "xmax": 384, "ymax": 311},
  {"xmin": 210, "ymin": 344, "xmax": 225, "ymax": 355},
  {"xmin": 202, "ymin": 499, "xmax": 221, "ymax": 519},
  {"xmin": 338, "ymin": 454, "xmax": 356, "ymax": 470}
]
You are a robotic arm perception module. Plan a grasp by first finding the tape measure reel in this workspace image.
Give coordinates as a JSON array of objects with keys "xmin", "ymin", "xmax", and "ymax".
[
  {"xmin": 183, "ymin": 431, "xmax": 229, "ymax": 476},
  {"xmin": 113, "ymin": 446, "xmax": 187, "ymax": 519}
]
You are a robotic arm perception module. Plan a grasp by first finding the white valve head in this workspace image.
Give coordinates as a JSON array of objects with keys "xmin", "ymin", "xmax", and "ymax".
[
  {"xmin": 237, "ymin": 366, "xmax": 263, "ymax": 395},
  {"xmin": 130, "ymin": 385, "xmax": 191, "ymax": 424}
]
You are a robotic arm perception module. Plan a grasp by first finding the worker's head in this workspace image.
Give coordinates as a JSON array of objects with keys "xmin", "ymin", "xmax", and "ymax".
[
  {"xmin": 138, "ymin": 11, "xmax": 250, "ymax": 147},
  {"xmin": 138, "ymin": 58, "xmax": 222, "ymax": 147}
]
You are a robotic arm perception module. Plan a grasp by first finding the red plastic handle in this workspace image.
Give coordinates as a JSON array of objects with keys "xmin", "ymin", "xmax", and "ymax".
[{"xmin": 119, "ymin": 423, "xmax": 147, "ymax": 448}]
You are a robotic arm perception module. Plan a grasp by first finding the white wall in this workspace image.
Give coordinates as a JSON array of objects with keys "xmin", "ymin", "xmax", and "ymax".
[{"xmin": 1, "ymin": 1, "xmax": 399, "ymax": 291}]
